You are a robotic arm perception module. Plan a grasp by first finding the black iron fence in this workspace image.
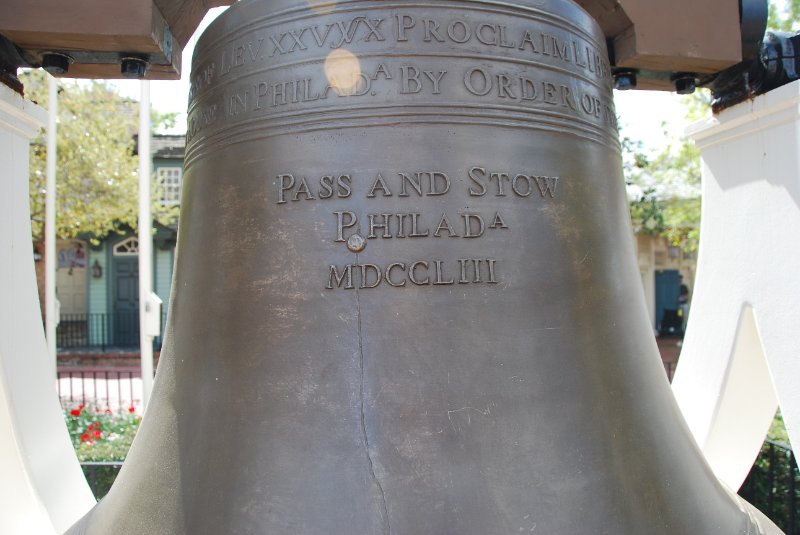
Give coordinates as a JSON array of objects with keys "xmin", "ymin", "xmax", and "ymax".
[
  {"xmin": 57, "ymin": 312, "xmax": 165, "ymax": 351},
  {"xmin": 739, "ymin": 441, "xmax": 799, "ymax": 534}
]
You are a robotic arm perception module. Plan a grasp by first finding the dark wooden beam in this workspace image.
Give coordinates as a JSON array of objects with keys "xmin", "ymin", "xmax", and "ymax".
[{"xmin": 0, "ymin": 0, "xmax": 233, "ymax": 80}]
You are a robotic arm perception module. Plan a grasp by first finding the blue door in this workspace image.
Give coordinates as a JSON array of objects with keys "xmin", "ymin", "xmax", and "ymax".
[{"xmin": 655, "ymin": 270, "xmax": 682, "ymax": 336}]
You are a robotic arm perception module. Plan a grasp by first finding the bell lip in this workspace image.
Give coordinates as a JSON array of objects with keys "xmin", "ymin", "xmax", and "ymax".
[
  {"xmin": 193, "ymin": 0, "xmax": 607, "ymax": 69},
  {"xmin": 725, "ymin": 487, "xmax": 786, "ymax": 535}
]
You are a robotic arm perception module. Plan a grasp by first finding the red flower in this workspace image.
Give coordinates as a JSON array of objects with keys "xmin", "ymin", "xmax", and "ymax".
[
  {"xmin": 128, "ymin": 406, "xmax": 136, "ymax": 413},
  {"xmin": 92, "ymin": 429, "xmax": 102, "ymax": 439},
  {"xmin": 105, "ymin": 409, "xmax": 112, "ymax": 414},
  {"xmin": 95, "ymin": 407, "xmax": 100, "ymax": 413},
  {"xmin": 80, "ymin": 433, "xmax": 92, "ymax": 444},
  {"xmin": 87, "ymin": 424, "xmax": 94, "ymax": 430},
  {"xmin": 70, "ymin": 409, "xmax": 81, "ymax": 417},
  {"xmin": 78, "ymin": 404, "xmax": 84, "ymax": 410}
]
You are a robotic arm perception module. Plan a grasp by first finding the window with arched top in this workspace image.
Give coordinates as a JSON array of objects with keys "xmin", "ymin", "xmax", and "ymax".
[{"xmin": 113, "ymin": 237, "xmax": 139, "ymax": 256}]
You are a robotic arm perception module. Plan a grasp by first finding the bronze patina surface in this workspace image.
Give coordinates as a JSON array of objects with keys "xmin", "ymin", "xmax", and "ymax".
[{"xmin": 68, "ymin": 1, "xmax": 783, "ymax": 533}]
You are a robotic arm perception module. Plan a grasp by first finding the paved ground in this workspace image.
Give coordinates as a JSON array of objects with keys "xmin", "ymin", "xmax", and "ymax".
[{"xmin": 657, "ymin": 337, "xmax": 683, "ymax": 382}]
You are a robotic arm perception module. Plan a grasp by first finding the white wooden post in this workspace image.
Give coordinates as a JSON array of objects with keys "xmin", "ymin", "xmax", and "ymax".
[
  {"xmin": 138, "ymin": 80, "xmax": 157, "ymax": 411},
  {"xmin": 45, "ymin": 75, "xmax": 58, "ymax": 374},
  {"xmin": 0, "ymin": 84, "xmax": 95, "ymax": 535}
]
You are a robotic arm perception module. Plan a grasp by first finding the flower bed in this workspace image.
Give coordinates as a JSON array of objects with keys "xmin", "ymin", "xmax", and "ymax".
[{"xmin": 64, "ymin": 403, "xmax": 141, "ymax": 498}]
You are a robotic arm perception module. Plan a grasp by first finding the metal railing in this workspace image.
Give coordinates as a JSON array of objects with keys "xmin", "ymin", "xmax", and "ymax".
[
  {"xmin": 739, "ymin": 441, "xmax": 799, "ymax": 534},
  {"xmin": 57, "ymin": 312, "xmax": 165, "ymax": 351},
  {"xmin": 58, "ymin": 369, "xmax": 141, "ymax": 410}
]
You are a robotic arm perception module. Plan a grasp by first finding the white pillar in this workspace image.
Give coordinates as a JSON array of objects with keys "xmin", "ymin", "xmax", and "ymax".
[
  {"xmin": 673, "ymin": 80, "xmax": 800, "ymax": 490},
  {"xmin": 138, "ymin": 80, "xmax": 155, "ymax": 411},
  {"xmin": 0, "ymin": 84, "xmax": 95, "ymax": 534},
  {"xmin": 45, "ymin": 75, "xmax": 58, "ymax": 374}
]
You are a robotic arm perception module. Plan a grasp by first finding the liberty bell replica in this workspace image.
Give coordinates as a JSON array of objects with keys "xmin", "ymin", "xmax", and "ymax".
[{"xmin": 67, "ymin": 0, "xmax": 785, "ymax": 533}]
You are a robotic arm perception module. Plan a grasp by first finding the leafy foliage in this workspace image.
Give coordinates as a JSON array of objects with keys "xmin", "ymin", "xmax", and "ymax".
[
  {"xmin": 737, "ymin": 412, "xmax": 797, "ymax": 532},
  {"xmin": 628, "ymin": 187, "xmax": 665, "ymax": 236},
  {"xmin": 767, "ymin": 411, "xmax": 792, "ymax": 448},
  {"xmin": 623, "ymin": 92, "xmax": 708, "ymax": 252},
  {"xmin": 768, "ymin": 0, "xmax": 800, "ymax": 30},
  {"xmin": 22, "ymin": 70, "xmax": 179, "ymax": 242},
  {"xmin": 739, "ymin": 440, "xmax": 799, "ymax": 533},
  {"xmin": 63, "ymin": 403, "xmax": 140, "ymax": 461},
  {"xmin": 64, "ymin": 403, "xmax": 141, "ymax": 499},
  {"xmin": 151, "ymin": 108, "xmax": 179, "ymax": 134}
]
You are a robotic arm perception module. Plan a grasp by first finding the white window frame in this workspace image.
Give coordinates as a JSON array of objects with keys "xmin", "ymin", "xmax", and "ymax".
[
  {"xmin": 113, "ymin": 237, "xmax": 139, "ymax": 256},
  {"xmin": 157, "ymin": 166, "xmax": 183, "ymax": 206}
]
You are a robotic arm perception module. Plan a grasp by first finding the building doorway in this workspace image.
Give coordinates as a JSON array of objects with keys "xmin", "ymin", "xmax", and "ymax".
[
  {"xmin": 655, "ymin": 269, "xmax": 683, "ymax": 337},
  {"xmin": 112, "ymin": 238, "xmax": 140, "ymax": 347}
]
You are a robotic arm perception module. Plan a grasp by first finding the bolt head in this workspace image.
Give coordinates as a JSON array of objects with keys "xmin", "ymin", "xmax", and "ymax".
[
  {"xmin": 674, "ymin": 76, "xmax": 697, "ymax": 95},
  {"xmin": 42, "ymin": 53, "xmax": 69, "ymax": 76},
  {"xmin": 121, "ymin": 58, "xmax": 148, "ymax": 79},
  {"xmin": 347, "ymin": 234, "xmax": 367, "ymax": 253},
  {"xmin": 614, "ymin": 72, "xmax": 637, "ymax": 91}
]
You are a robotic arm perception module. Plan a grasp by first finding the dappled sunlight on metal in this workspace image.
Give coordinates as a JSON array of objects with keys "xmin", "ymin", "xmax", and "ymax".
[
  {"xmin": 324, "ymin": 49, "xmax": 364, "ymax": 96},
  {"xmin": 306, "ymin": 0, "xmax": 337, "ymax": 15}
]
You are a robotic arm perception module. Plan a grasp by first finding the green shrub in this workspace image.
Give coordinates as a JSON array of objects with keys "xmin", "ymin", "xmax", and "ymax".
[
  {"xmin": 739, "ymin": 412, "xmax": 798, "ymax": 533},
  {"xmin": 767, "ymin": 411, "xmax": 791, "ymax": 448},
  {"xmin": 63, "ymin": 403, "xmax": 141, "ymax": 498},
  {"xmin": 63, "ymin": 403, "xmax": 141, "ymax": 461}
]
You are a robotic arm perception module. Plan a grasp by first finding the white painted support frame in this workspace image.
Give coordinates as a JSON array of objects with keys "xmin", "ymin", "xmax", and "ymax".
[
  {"xmin": 45, "ymin": 76, "xmax": 58, "ymax": 374},
  {"xmin": 0, "ymin": 84, "xmax": 95, "ymax": 534},
  {"xmin": 138, "ymin": 80, "xmax": 156, "ymax": 411},
  {"xmin": 673, "ymin": 80, "xmax": 800, "ymax": 490}
]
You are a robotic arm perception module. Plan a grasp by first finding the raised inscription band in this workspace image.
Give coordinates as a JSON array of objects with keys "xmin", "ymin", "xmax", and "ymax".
[{"xmin": 185, "ymin": 0, "xmax": 617, "ymax": 167}]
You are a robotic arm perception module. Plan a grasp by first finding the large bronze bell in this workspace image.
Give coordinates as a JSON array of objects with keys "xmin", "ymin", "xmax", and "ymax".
[{"xmin": 67, "ymin": 0, "xmax": 783, "ymax": 533}]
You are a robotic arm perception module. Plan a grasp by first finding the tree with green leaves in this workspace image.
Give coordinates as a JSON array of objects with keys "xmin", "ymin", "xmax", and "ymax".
[
  {"xmin": 624, "ymin": 92, "xmax": 707, "ymax": 252},
  {"xmin": 21, "ymin": 69, "xmax": 179, "ymax": 242},
  {"xmin": 768, "ymin": 0, "xmax": 800, "ymax": 30}
]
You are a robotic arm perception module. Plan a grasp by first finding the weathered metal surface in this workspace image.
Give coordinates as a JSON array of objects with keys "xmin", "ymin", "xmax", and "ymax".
[{"xmin": 67, "ymin": 1, "xmax": 783, "ymax": 533}]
